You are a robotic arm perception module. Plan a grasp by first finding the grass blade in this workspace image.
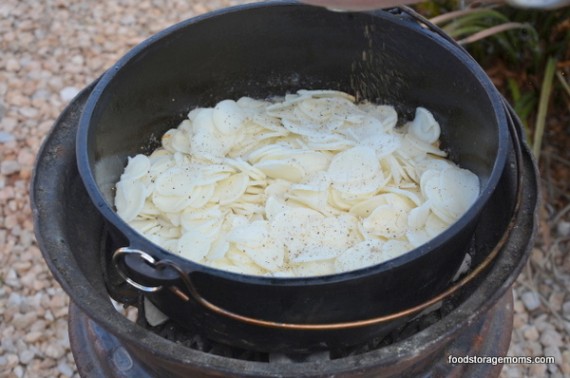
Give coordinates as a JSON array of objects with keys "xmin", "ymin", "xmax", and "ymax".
[
  {"xmin": 429, "ymin": 6, "xmax": 500, "ymax": 25},
  {"xmin": 533, "ymin": 57, "xmax": 557, "ymax": 161},
  {"xmin": 556, "ymin": 70, "xmax": 570, "ymax": 99},
  {"xmin": 457, "ymin": 22, "xmax": 533, "ymax": 45}
]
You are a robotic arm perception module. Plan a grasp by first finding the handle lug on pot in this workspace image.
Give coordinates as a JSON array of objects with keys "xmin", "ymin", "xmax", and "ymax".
[
  {"xmin": 112, "ymin": 247, "xmax": 163, "ymax": 293},
  {"xmin": 112, "ymin": 247, "xmax": 196, "ymax": 302}
]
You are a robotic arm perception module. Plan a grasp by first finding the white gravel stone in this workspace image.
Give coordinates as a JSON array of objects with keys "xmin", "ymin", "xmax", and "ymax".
[
  {"xmin": 19, "ymin": 349, "xmax": 35, "ymax": 364},
  {"xmin": 547, "ymin": 363, "xmax": 560, "ymax": 375},
  {"xmin": 1, "ymin": 160, "xmax": 21, "ymax": 175},
  {"xmin": 545, "ymin": 345, "xmax": 563, "ymax": 364},
  {"xmin": 1, "ymin": 338, "xmax": 16, "ymax": 353},
  {"xmin": 1, "ymin": 117, "xmax": 17, "ymax": 132},
  {"xmin": 13, "ymin": 365, "xmax": 24, "ymax": 378},
  {"xmin": 563, "ymin": 301, "xmax": 570, "ymax": 317},
  {"xmin": 0, "ymin": 131, "xmax": 15, "ymax": 143},
  {"xmin": 2, "ymin": 354, "xmax": 18, "ymax": 367},
  {"xmin": 59, "ymin": 87, "xmax": 80, "ymax": 102},
  {"xmin": 144, "ymin": 297, "xmax": 169, "ymax": 326},
  {"xmin": 521, "ymin": 291, "xmax": 541, "ymax": 311},
  {"xmin": 6, "ymin": 58, "xmax": 21, "ymax": 72},
  {"xmin": 562, "ymin": 351, "xmax": 570, "ymax": 374},
  {"xmin": 24, "ymin": 331, "xmax": 43, "ymax": 343},
  {"xmin": 540, "ymin": 329, "xmax": 563, "ymax": 348},
  {"xmin": 549, "ymin": 291, "xmax": 565, "ymax": 312},
  {"xmin": 527, "ymin": 341, "xmax": 544, "ymax": 356},
  {"xmin": 556, "ymin": 221, "xmax": 570, "ymax": 236},
  {"xmin": 44, "ymin": 344, "xmax": 66, "ymax": 360},
  {"xmin": 58, "ymin": 361, "xmax": 74, "ymax": 377},
  {"xmin": 12, "ymin": 312, "xmax": 37, "ymax": 329},
  {"xmin": 523, "ymin": 325, "xmax": 539, "ymax": 341},
  {"xmin": 19, "ymin": 106, "xmax": 39, "ymax": 118},
  {"xmin": 7, "ymin": 292, "xmax": 22, "ymax": 308}
]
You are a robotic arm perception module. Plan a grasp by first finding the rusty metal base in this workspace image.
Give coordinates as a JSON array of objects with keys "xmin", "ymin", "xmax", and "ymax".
[{"xmin": 68, "ymin": 290, "xmax": 513, "ymax": 378}]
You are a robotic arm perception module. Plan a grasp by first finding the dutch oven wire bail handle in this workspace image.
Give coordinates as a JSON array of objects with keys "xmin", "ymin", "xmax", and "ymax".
[{"xmin": 111, "ymin": 6, "xmax": 524, "ymax": 331}]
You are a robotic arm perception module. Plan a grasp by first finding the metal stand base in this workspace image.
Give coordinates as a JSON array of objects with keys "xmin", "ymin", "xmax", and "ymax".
[{"xmin": 69, "ymin": 290, "xmax": 513, "ymax": 378}]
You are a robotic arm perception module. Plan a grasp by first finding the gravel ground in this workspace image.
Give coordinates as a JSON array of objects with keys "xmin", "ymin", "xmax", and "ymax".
[{"xmin": 0, "ymin": 1, "xmax": 568, "ymax": 377}]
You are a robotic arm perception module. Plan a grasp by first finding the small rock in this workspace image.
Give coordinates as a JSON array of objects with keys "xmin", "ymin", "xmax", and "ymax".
[
  {"xmin": 513, "ymin": 298, "xmax": 524, "ymax": 313},
  {"xmin": 44, "ymin": 344, "xmax": 65, "ymax": 360},
  {"xmin": 521, "ymin": 291, "xmax": 541, "ymax": 311},
  {"xmin": 4, "ymin": 269, "xmax": 22, "ymax": 289},
  {"xmin": 120, "ymin": 14, "xmax": 136, "ymax": 25},
  {"xmin": 562, "ymin": 301, "xmax": 570, "ymax": 318},
  {"xmin": 544, "ymin": 345, "xmax": 562, "ymax": 363},
  {"xmin": 5, "ymin": 58, "xmax": 20, "ymax": 72},
  {"xmin": 547, "ymin": 363, "xmax": 560, "ymax": 375},
  {"xmin": 13, "ymin": 365, "xmax": 24, "ymax": 378},
  {"xmin": 12, "ymin": 312, "xmax": 37, "ymax": 329},
  {"xmin": 20, "ymin": 271, "xmax": 36, "ymax": 288},
  {"xmin": 17, "ymin": 150, "xmax": 35, "ymax": 167},
  {"xmin": 59, "ymin": 87, "xmax": 80, "ymax": 102},
  {"xmin": 32, "ymin": 88, "xmax": 51, "ymax": 100},
  {"xmin": 32, "ymin": 279, "xmax": 49, "ymax": 292},
  {"xmin": 48, "ymin": 295, "xmax": 66, "ymax": 310},
  {"xmin": 7, "ymin": 292, "xmax": 22, "ymax": 308},
  {"xmin": 71, "ymin": 55, "xmax": 84, "ymax": 66},
  {"xmin": 534, "ymin": 313, "xmax": 551, "ymax": 331},
  {"xmin": 18, "ymin": 106, "xmax": 38, "ymax": 118},
  {"xmin": 540, "ymin": 329, "xmax": 563, "ymax": 348},
  {"xmin": 44, "ymin": 310, "xmax": 54, "ymax": 321},
  {"xmin": 529, "ymin": 362, "xmax": 547, "ymax": 377},
  {"xmin": 562, "ymin": 351, "xmax": 570, "ymax": 375},
  {"xmin": 144, "ymin": 297, "xmax": 168, "ymax": 326},
  {"xmin": 527, "ymin": 341, "xmax": 544, "ymax": 356},
  {"xmin": 562, "ymin": 363, "xmax": 570, "ymax": 377},
  {"xmin": 24, "ymin": 331, "xmax": 43, "ymax": 343},
  {"xmin": 530, "ymin": 248, "xmax": 546, "ymax": 267},
  {"xmin": 19, "ymin": 349, "xmax": 35, "ymax": 365},
  {"xmin": 513, "ymin": 312, "xmax": 528, "ymax": 329},
  {"xmin": 500, "ymin": 365, "xmax": 520, "ymax": 378},
  {"xmin": 30, "ymin": 319, "xmax": 47, "ymax": 333},
  {"xmin": 0, "ymin": 160, "xmax": 21, "ymax": 176},
  {"xmin": 57, "ymin": 361, "xmax": 74, "ymax": 377},
  {"xmin": 523, "ymin": 325, "xmax": 539, "ymax": 341},
  {"xmin": 1, "ymin": 353, "xmax": 18, "ymax": 368},
  {"xmin": 1, "ymin": 117, "xmax": 17, "ymax": 132},
  {"xmin": 548, "ymin": 291, "xmax": 565, "ymax": 312},
  {"xmin": 556, "ymin": 221, "xmax": 570, "ymax": 236},
  {"xmin": 1, "ymin": 337, "xmax": 16, "ymax": 353}
]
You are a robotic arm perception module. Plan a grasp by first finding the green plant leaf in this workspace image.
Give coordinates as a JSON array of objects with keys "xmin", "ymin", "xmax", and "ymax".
[{"xmin": 532, "ymin": 57, "xmax": 557, "ymax": 160}]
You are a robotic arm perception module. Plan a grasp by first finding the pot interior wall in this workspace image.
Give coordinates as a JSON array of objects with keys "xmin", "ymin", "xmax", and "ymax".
[{"xmin": 87, "ymin": 4, "xmax": 502, "ymax": 206}]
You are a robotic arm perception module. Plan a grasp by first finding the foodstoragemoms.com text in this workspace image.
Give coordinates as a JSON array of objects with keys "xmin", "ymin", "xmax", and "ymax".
[{"xmin": 448, "ymin": 355, "xmax": 555, "ymax": 366}]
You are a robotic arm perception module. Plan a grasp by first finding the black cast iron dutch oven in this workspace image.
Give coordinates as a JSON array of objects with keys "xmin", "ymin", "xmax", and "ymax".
[{"xmin": 77, "ymin": 1, "xmax": 510, "ymax": 351}]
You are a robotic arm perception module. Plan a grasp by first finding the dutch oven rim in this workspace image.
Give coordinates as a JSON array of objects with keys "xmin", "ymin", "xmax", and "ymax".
[{"xmin": 75, "ymin": 0, "xmax": 510, "ymax": 286}]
